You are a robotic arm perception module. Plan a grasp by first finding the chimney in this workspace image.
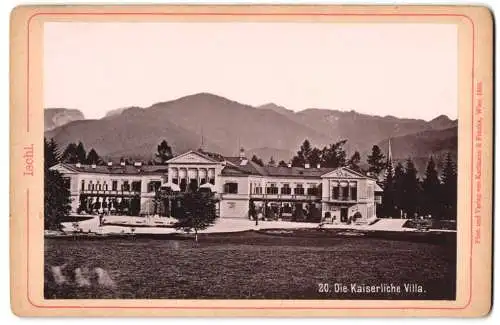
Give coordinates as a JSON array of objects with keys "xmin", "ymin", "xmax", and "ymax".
[
  {"xmin": 120, "ymin": 161, "xmax": 126, "ymax": 166},
  {"xmin": 239, "ymin": 147, "xmax": 245, "ymax": 158},
  {"xmin": 91, "ymin": 164, "xmax": 97, "ymax": 169},
  {"xmin": 75, "ymin": 162, "xmax": 81, "ymax": 168},
  {"xmin": 134, "ymin": 161, "xmax": 142, "ymax": 167},
  {"xmin": 317, "ymin": 163, "xmax": 321, "ymax": 169},
  {"xmin": 304, "ymin": 163, "xmax": 310, "ymax": 169},
  {"xmin": 107, "ymin": 161, "xmax": 113, "ymax": 167},
  {"xmin": 287, "ymin": 163, "xmax": 292, "ymax": 168}
]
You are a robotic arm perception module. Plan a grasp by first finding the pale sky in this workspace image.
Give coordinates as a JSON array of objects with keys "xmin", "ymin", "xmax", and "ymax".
[{"xmin": 44, "ymin": 22, "xmax": 457, "ymax": 120}]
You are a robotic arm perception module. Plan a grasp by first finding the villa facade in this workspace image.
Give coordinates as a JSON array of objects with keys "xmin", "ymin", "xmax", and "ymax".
[{"xmin": 51, "ymin": 150, "xmax": 382, "ymax": 223}]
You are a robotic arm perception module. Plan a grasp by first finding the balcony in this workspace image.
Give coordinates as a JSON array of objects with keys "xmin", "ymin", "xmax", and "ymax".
[
  {"xmin": 250, "ymin": 193, "xmax": 321, "ymax": 202},
  {"xmin": 79, "ymin": 189, "xmax": 141, "ymax": 196},
  {"xmin": 324, "ymin": 197, "xmax": 358, "ymax": 204}
]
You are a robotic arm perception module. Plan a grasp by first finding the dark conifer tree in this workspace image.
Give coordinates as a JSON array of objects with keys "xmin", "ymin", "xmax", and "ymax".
[
  {"xmin": 401, "ymin": 158, "xmax": 421, "ymax": 218},
  {"xmin": 267, "ymin": 156, "xmax": 276, "ymax": 167},
  {"xmin": 367, "ymin": 145, "xmax": 386, "ymax": 175},
  {"xmin": 86, "ymin": 148, "xmax": 101, "ymax": 165},
  {"xmin": 251, "ymin": 155, "xmax": 264, "ymax": 167},
  {"xmin": 347, "ymin": 151, "xmax": 362, "ymax": 172},
  {"xmin": 75, "ymin": 141, "xmax": 87, "ymax": 164},
  {"xmin": 381, "ymin": 169, "xmax": 396, "ymax": 218},
  {"xmin": 422, "ymin": 156, "xmax": 442, "ymax": 219},
  {"xmin": 291, "ymin": 139, "xmax": 313, "ymax": 167},
  {"xmin": 44, "ymin": 138, "xmax": 60, "ymax": 169},
  {"xmin": 320, "ymin": 140, "xmax": 347, "ymax": 168},
  {"xmin": 393, "ymin": 162, "xmax": 406, "ymax": 218},
  {"xmin": 61, "ymin": 142, "xmax": 79, "ymax": 164},
  {"xmin": 155, "ymin": 140, "xmax": 173, "ymax": 164},
  {"xmin": 44, "ymin": 138, "xmax": 70, "ymax": 229},
  {"xmin": 309, "ymin": 148, "xmax": 322, "ymax": 166},
  {"xmin": 441, "ymin": 153, "xmax": 457, "ymax": 220}
]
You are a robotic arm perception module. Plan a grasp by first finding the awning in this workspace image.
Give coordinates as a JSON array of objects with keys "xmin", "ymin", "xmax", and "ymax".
[
  {"xmin": 160, "ymin": 182, "xmax": 181, "ymax": 192},
  {"xmin": 199, "ymin": 182, "xmax": 217, "ymax": 192}
]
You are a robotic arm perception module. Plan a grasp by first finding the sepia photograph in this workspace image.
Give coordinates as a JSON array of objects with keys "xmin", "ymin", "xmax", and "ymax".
[{"xmin": 41, "ymin": 20, "xmax": 460, "ymax": 301}]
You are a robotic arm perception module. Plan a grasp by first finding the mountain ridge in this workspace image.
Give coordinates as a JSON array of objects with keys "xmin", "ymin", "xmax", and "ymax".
[{"xmin": 45, "ymin": 93, "xmax": 457, "ymax": 171}]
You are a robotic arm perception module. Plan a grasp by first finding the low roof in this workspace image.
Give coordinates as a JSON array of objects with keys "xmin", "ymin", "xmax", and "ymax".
[
  {"xmin": 221, "ymin": 157, "xmax": 336, "ymax": 179},
  {"xmin": 52, "ymin": 163, "xmax": 169, "ymax": 176},
  {"xmin": 52, "ymin": 154, "xmax": 377, "ymax": 181}
]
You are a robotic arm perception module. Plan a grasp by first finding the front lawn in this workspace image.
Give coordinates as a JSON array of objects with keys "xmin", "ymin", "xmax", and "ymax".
[{"xmin": 45, "ymin": 230, "xmax": 456, "ymax": 300}]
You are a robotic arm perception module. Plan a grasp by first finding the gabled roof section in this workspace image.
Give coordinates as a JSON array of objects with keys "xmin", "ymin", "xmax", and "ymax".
[
  {"xmin": 166, "ymin": 150, "xmax": 221, "ymax": 164},
  {"xmin": 320, "ymin": 167, "xmax": 370, "ymax": 179}
]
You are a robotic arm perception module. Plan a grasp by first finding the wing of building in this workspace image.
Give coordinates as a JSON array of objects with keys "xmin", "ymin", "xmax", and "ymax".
[{"xmin": 51, "ymin": 150, "xmax": 383, "ymax": 224}]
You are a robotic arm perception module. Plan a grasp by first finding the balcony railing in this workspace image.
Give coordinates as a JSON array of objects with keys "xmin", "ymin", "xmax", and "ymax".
[
  {"xmin": 325, "ymin": 197, "xmax": 358, "ymax": 203},
  {"xmin": 250, "ymin": 193, "xmax": 321, "ymax": 201},
  {"xmin": 80, "ymin": 189, "xmax": 141, "ymax": 195}
]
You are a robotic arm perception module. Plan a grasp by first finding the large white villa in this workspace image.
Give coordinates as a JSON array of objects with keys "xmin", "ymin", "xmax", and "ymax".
[{"xmin": 51, "ymin": 149, "xmax": 383, "ymax": 224}]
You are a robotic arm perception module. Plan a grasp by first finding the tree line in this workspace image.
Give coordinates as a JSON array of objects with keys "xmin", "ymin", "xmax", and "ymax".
[
  {"xmin": 251, "ymin": 139, "xmax": 385, "ymax": 173},
  {"xmin": 57, "ymin": 139, "xmax": 175, "ymax": 166},
  {"xmin": 381, "ymin": 154, "xmax": 457, "ymax": 220},
  {"xmin": 45, "ymin": 138, "xmax": 71, "ymax": 229}
]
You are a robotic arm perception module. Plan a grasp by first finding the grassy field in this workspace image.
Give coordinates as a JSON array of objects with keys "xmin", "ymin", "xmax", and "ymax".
[{"xmin": 44, "ymin": 230, "xmax": 456, "ymax": 300}]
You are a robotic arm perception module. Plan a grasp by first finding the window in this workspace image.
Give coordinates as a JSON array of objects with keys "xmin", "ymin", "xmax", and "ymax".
[
  {"xmin": 112, "ymin": 180, "xmax": 118, "ymax": 191},
  {"xmin": 189, "ymin": 179, "xmax": 198, "ymax": 192},
  {"xmin": 282, "ymin": 203, "xmax": 292, "ymax": 214},
  {"xmin": 342, "ymin": 186, "xmax": 349, "ymax": 200},
  {"xmin": 179, "ymin": 179, "xmax": 187, "ymax": 192},
  {"xmin": 332, "ymin": 186, "xmax": 339, "ymax": 199},
  {"xmin": 88, "ymin": 181, "xmax": 93, "ymax": 191},
  {"xmin": 224, "ymin": 182, "xmax": 238, "ymax": 194},
  {"xmin": 294, "ymin": 184, "xmax": 304, "ymax": 195},
  {"xmin": 307, "ymin": 185, "xmax": 318, "ymax": 196},
  {"xmin": 81, "ymin": 180, "xmax": 85, "ymax": 191},
  {"xmin": 122, "ymin": 181, "xmax": 130, "ymax": 191},
  {"xmin": 209, "ymin": 178, "xmax": 215, "ymax": 185},
  {"xmin": 132, "ymin": 181, "xmax": 142, "ymax": 192},
  {"xmin": 351, "ymin": 186, "xmax": 357, "ymax": 201},
  {"xmin": 172, "ymin": 178, "xmax": 179, "ymax": 185},
  {"xmin": 148, "ymin": 181, "xmax": 161, "ymax": 192},
  {"xmin": 200, "ymin": 178, "xmax": 207, "ymax": 185},
  {"xmin": 281, "ymin": 184, "xmax": 291, "ymax": 195},
  {"xmin": 103, "ymin": 181, "xmax": 108, "ymax": 191},
  {"xmin": 63, "ymin": 177, "xmax": 71, "ymax": 190},
  {"xmin": 254, "ymin": 186, "xmax": 262, "ymax": 194},
  {"xmin": 266, "ymin": 183, "xmax": 278, "ymax": 195}
]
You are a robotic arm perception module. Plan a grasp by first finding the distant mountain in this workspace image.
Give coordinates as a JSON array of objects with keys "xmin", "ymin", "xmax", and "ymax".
[
  {"xmin": 376, "ymin": 126, "xmax": 457, "ymax": 160},
  {"xmin": 143, "ymin": 93, "xmax": 332, "ymax": 155},
  {"xmin": 45, "ymin": 93, "xmax": 457, "ymax": 172},
  {"xmin": 45, "ymin": 108, "xmax": 224, "ymax": 162},
  {"xmin": 428, "ymin": 114, "xmax": 458, "ymax": 130},
  {"xmin": 104, "ymin": 106, "xmax": 143, "ymax": 118},
  {"xmin": 46, "ymin": 93, "xmax": 329, "ymax": 160},
  {"xmin": 259, "ymin": 106, "xmax": 457, "ymax": 154},
  {"xmin": 257, "ymin": 103, "xmax": 295, "ymax": 116},
  {"xmin": 44, "ymin": 108, "xmax": 85, "ymax": 131},
  {"xmin": 373, "ymin": 126, "xmax": 458, "ymax": 175}
]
